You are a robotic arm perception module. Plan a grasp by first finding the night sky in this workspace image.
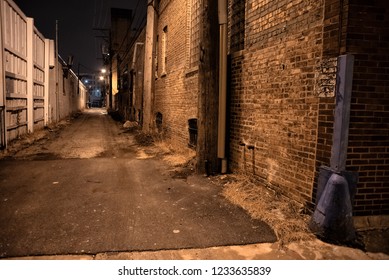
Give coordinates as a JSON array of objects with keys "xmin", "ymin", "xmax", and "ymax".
[{"xmin": 13, "ymin": 0, "xmax": 147, "ymax": 72}]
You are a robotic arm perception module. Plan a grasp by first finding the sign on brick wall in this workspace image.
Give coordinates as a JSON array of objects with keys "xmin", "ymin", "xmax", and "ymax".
[{"xmin": 316, "ymin": 57, "xmax": 337, "ymax": 98}]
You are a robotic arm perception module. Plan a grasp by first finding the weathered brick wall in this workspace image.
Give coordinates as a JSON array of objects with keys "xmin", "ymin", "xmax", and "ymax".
[
  {"xmin": 229, "ymin": 0, "xmax": 325, "ymax": 205},
  {"xmin": 228, "ymin": 0, "xmax": 389, "ymax": 215},
  {"xmin": 155, "ymin": 0, "xmax": 199, "ymax": 149},
  {"xmin": 346, "ymin": 0, "xmax": 389, "ymax": 215}
]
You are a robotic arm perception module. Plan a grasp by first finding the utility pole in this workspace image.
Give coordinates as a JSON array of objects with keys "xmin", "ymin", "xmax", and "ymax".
[
  {"xmin": 196, "ymin": 0, "xmax": 219, "ymax": 175},
  {"xmin": 143, "ymin": 0, "xmax": 157, "ymax": 132},
  {"xmin": 55, "ymin": 20, "xmax": 60, "ymax": 121},
  {"xmin": 0, "ymin": 1, "xmax": 6, "ymax": 148},
  {"xmin": 109, "ymin": 31, "xmax": 113, "ymax": 110}
]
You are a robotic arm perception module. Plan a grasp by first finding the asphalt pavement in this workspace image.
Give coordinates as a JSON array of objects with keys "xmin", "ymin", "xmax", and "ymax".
[
  {"xmin": 1, "ymin": 109, "xmax": 387, "ymax": 260},
  {"xmin": 0, "ymin": 109, "xmax": 276, "ymax": 258}
]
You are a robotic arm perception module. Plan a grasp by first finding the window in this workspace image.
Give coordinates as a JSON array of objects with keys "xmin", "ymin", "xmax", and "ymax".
[
  {"xmin": 161, "ymin": 26, "xmax": 168, "ymax": 76},
  {"xmin": 188, "ymin": 118, "xmax": 198, "ymax": 148},
  {"xmin": 231, "ymin": 0, "xmax": 245, "ymax": 52}
]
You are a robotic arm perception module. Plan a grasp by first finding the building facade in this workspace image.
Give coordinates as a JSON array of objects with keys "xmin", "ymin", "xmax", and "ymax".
[
  {"xmin": 153, "ymin": 0, "xmax": 200, "ymax": 146},
  {"xmin": 226, "ymin": 0, "xmax": 388, "ymax": 216},
  {"xmin": 113, "ymin": 0, "xmax": 389, "ymax": 218}
]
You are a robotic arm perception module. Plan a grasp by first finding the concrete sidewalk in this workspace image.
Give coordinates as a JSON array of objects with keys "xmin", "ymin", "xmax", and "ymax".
[{"xmin": 5, "ymin": 239, "xmax": 388, "ymax": 260}]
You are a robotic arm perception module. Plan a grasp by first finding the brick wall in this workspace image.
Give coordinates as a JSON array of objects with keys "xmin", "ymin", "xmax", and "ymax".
[
  {"xmin": 345, "ymin": 0, "xmax": 389, "ymax": 215},
  {"xmin": 111, "ymin": 0, "xmax": 388, "ymax": 216},
  {"xmin": 154, "ymin": 0, "xmax": 199, "ymax": 149},
  {"xmin": 228, "ymin": 0, "xmax": 389, "ymax": 215},
  {"xmin": 229, "ymin": 0, "xmax": 325, "ymax": 205}
]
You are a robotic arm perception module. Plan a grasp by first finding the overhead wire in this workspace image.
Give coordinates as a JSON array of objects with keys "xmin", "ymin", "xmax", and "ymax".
[
  {"xmin": 101, "ymin": 0, "xmax": 110, "ymax": 28},
  {"xmin": 118, "ymin": 14, "xmax": 147, "ymax": 69},
  {"xmin": 93, "ymin": 0, "xmax": 110, "ymax": 64},
  {"xmin": 92, "ymin": 0, "xmax": 147, "ymax": 69},
  {"xmin": 96, "ymin": 0, "xmax": 104, "ymax": 28},
  {"xmin": 111, "ymin": 0, "xmax": 147, "ymax": 70},
  {"xmin": 115, "ymin": 0, "xmax": 143, "ymax": 56}
]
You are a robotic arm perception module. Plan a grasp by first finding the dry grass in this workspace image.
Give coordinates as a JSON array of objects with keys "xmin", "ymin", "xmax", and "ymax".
[
  {"xmin": 134, "ymin": 134, "xmax": 196, "ymax": 169},
  {"xmin": 219, "ymin": 174, "xmax": 315, "ymax": 245},
  {"xmin": 162, "ymin": 146, "xmax": 196, "ymax": 167}
]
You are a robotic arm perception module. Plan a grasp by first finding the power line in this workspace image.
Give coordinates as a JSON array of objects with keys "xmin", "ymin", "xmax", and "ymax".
[
  {"xmin": 118, "ymin": 14, "xmax": 147, "ymax": 68},
  {"xmin": 115, "ymin": 0, "xmax": 143, "ymax": 56},
  {"xmin": 101, "ymin": 0, "xmax": 110, "ymax": 28}
]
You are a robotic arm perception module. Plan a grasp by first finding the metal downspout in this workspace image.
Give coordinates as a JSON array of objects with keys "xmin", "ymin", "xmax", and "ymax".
[
  {"xmin": 131, "ymin": 42, "xmax": 144, "ymax": 71},
  {"xmin": 218, "ymin": 0, "xmax": 228, "ymax": 173}
]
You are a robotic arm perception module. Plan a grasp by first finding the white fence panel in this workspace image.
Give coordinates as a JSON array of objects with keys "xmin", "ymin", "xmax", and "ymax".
[{"xmin": 2, "ymin": 0, "xmax": 29, "ymax": 140}]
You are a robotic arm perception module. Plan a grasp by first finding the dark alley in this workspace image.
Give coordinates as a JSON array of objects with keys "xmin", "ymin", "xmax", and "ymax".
[
  {"xmin": 0, "ymin": 109, "xmax": 277, "ymax": 258},
  {"xmin": 1, "ymin": 0, "xmax": 388, "ymax": 269}
]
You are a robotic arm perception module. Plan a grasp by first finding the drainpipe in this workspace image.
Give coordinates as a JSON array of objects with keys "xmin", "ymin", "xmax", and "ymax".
[
  {"xmin": 218, "ymin": 0, "xmax": 228, "ymax": 173},
  {"xmin": 131, "ymin": 42, "xmax": 144, "ymax": 71},
  {"xmin": 55, "ymin": 20, "xmax": 60, "ymax": 121},
  {"xmin": 309, "ymin": 54, "xmax": 357, "ymax": 244}
]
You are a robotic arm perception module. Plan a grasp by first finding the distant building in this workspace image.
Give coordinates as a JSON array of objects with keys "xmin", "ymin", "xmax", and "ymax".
[{"xmin": 79, "ymin": 74, "xmax": 104, "ymax": 108}]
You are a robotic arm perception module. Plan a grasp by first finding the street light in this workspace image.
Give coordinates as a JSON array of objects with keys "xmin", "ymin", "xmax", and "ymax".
[{"xmin": 77, "ymin": 63, "xmax": 91, "ymax": 107}]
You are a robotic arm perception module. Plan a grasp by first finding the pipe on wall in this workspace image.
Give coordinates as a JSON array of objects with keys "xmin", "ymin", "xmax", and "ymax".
[
  {"xmin": 131, "ymin": 42, "xmax": 144, "ymax": 71},
  {"xmin": 218, "ymin": 0, "xmax": 228, "ymax": 173}
]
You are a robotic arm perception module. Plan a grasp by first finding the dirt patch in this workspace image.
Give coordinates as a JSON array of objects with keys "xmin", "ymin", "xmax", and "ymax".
[
  {"xmin": 0, "ymin": 119, "xmax": 72, "ymax": 160},
  {"xmin": 169, "ymin": 157, "xmax": 196, "ymax": 180},
  {"xmin": 23, "ymin": 152, "xmax": 60, "ymax": 161},
  {"xmin": 155, "ymin": 142, "xmax": 196, "ymax": 180},
  {"xmin": 134, "ymin": 132, "xmax": 155, "ymax": 147},
  {"xmin": 134, "ymin": 138, "xmax": 197, "ymax": 180}
]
